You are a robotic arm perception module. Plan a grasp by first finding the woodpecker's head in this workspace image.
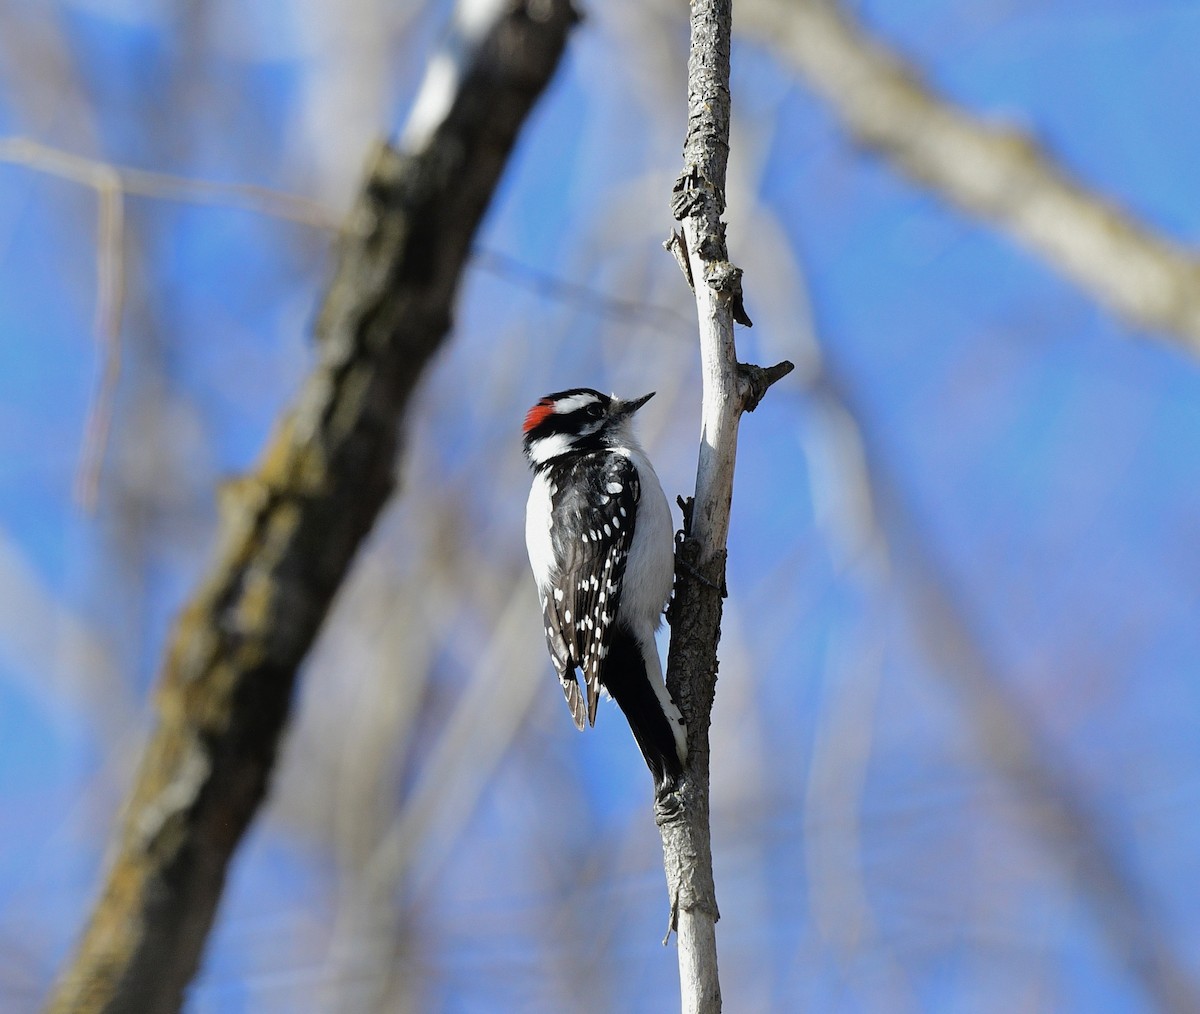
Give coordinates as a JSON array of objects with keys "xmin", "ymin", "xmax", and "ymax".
[{"xmin": 523, "ymin": 388, "xmax": 655, "ymax": 467}]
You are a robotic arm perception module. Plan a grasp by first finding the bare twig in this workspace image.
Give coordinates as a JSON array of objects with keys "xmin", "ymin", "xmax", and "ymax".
[
  {"xmin": 0, "ymin": 136, "xmax": 342, "ymax": 512},
  {"xmin": 472, "ymin": 246, "xmax": 692, "ymax": 333},
  {"xmin": 0, "ymin": 138, "xmax": 340, "ymax": 228},
  {"xmin": 858, "ymin": 410, "xmax": 1200, "ymax": 1014},
  {"xmin": 738, "ymin": 0, "xmax": 1200, "ymax": 352},
  {"xmin": 723, "ymin": 7, "xmax": 1200, "ymax": 997},
  {"xmin": 45, "ymin": 4, "xmax": 577, "ymax": 1011},
  {"xmin": 1, "ymin": 127, "xmax": 697, "ymax": 512},
  {"xmin": 796, "ymin": 341, "xmax": 1200, "ymax": 1011},
  {"xmin": 743, "ymin": 189, "xmax": 1200, "ymax": 1002},
  {"xmin": 657, "ymin": 2, "xmax": 792, "ymax": 1011},
  {"xmin": 73, "ymin": 176, "xmax": 124, "ymax": 510},
  {"xmin": 322, "ymin": 579, "xmax": 541, "ymax": 1011}
]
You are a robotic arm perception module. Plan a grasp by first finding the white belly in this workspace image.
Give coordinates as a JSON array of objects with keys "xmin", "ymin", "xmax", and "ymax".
[
  {"xmin": 525, "ymin": 471, "xmax": 555, "ymax": 599},
  {"xmin": 616, "ymin": 448, "xmax": 673, "ymax": 632}
]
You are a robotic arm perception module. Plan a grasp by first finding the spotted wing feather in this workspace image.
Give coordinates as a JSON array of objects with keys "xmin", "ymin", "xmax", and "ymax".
[
  {"xmin": 540, "ymin": 598, "xmax": 587, "ymax": 729},
  {"xmin": 541, "ymin": 452, "xmax": 639, "ymax": 728}
]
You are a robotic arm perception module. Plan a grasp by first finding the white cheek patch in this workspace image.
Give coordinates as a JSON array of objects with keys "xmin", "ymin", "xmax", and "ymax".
[{"xmin": 528, "ymin": 432, "xmax": 573, "ymax": 464}]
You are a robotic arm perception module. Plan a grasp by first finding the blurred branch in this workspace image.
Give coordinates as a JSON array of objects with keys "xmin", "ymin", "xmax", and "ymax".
[
  {"xmin": 473, "ymin": 246, "xmax": 692, "ymax": 333},
  {"xmin": 2, "ymin": 125, "xmax": 693, "ymax": 509},
  {"xmin": 798, "ymin": 393, "xmax": 889, "ymax": 955},
  {"xmin": 806, "ymin": 360, "xmax": 1200, "ymax": 1013},
  {"xmin": 738, "ymin": 0, "xmax": 1200, "ymax": 352},
  {"xmin": 759, "ymin": 155, "xmax": 1197, "ymax": 999},
  {"xmin": 658, "ymin": 2, "xmax": 792, "ymax": 1011},
  {"xmin": 363, "ymin": 586, "xmax": 540, "ymax": 900},
  {"xmin": 0, "ymin": 138, "xmax": 340, "ymax": 227},
  {"xmin": 0, "ymin": 137, "xmax": 340, "ymax": 512},
  {"xmin": 0, "ymin": 530, "xmax": 133, "ymax": 741},
  {"xmin": 45, "ymin": 3, "xmax": 578, "ymax": 1011},
  {"xmin": 323, "ymin": 581, "xmax": 542, "ymax": 1009},
  {"xmin": 873, "ymin": 452, "xmax": 1200, "ymax": 1014},
  {"xmin": 74, "ymin": 178, "xmax": 124, "ymax": 510}
]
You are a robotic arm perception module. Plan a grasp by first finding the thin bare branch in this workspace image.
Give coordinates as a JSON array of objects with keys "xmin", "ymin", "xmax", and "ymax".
[
  {"xmin": 738, "ymin": 0, "xmax": 1200, "ymax": 352},
  {"xmin": 0, "ymin": 137, "xmax": 343, "ymax": 512},
  {"xmin": 860, "ymin": 420, "xmax": 1200, "ymax": 1014},
  {"xmin": 0, "ymin": 138, "xmax": 340, "ymax": 228},
  {"xmin": 0, "ymin": 137, "xmax": 342, "ymax": 510},
  {"xmin": 657, "ymin": 2, "xmax": 792, "ymax": 1012},
  {"xmin": 473, "ymin": 246, "xmax": 693, "ymax": 333},
  {"xmin": 45, "ymin": 4, "xmax": 578, "ymax": 1011},
  {"xmin": 73, "ymin": 177, "xmax": 124, "ymax": 510}
]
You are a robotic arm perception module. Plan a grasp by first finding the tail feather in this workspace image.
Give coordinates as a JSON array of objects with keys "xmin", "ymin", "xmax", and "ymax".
[
  {"xmin": 560, "ymin": 674, "xmax": 586, "ymax": 731},
  {"xmin": 599, "ymin": 625, "xmax": 686, "ymax": 790}
]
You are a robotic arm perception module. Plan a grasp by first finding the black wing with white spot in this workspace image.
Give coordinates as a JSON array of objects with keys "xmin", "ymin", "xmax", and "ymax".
[{"xmin": 540, "ymin": 452, "xmax": 639, "ymax": 729}]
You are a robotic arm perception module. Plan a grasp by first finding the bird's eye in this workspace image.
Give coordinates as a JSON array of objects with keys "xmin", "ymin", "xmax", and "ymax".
[{"xmin": 586, "ymin": 404, "xmax": 604, "ymax": 419}]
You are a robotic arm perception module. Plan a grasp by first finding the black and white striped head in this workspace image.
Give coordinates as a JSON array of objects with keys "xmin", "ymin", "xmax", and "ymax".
[{"xmin": 522, "ymin": 388, "xmax": 655, "ymax": 467}]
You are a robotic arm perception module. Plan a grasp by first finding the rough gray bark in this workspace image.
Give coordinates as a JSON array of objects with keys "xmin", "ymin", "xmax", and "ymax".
[
  {"xmin": 657, "ymin": 2, "xmax": 792, "ymax": 1011},
  {"xmin": 739, "ymin": 0, "xmax": 1200, "ymax": 352},
  {"xmin": 45, "ymin": 4, "xmax": 577, "ymax": 1012}
]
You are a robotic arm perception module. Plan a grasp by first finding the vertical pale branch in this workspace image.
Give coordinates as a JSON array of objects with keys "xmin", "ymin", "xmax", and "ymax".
[
  {"xmin": 0, "ymin": 137, "xmax": 342, "ymax": 514},
  {"xmin": 75, "ymin": 175, "xmax": 124, "ymax": 510},
  {"xmin": 45, "ymin": 4, "xmax": 577, "ymax": 1012},
  {"xmin": 658, "ymin": 2, "xmax": 792, "ymax": 1012}
]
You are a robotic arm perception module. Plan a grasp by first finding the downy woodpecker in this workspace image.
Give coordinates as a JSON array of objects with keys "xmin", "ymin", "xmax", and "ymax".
[{"xmin": 523, "ymin": 388, "xmax": 688, "ymax": 790}]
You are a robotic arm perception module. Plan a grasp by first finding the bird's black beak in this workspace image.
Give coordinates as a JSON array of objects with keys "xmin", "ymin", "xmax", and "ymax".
[{"xmin": 616, "ymin": 391, "xmax": 655, "ymax": 417}]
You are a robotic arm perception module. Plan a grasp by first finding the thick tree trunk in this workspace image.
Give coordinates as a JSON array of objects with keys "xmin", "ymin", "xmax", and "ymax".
[{"xmin": 45, "ymin": 4, "xmax": 577, "ymax": 1012}]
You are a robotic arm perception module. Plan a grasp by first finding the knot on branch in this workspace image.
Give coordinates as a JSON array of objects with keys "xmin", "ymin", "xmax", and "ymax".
[
  {"xmin": 675, "ymin": 536, "xmax": 726, "ymax": 601},
  {"xmin": 654, "ymin": 784, "xmax": 686, "ymax": 826},
  {"xmin": 738, "ymin": 359, "xmax": 795, "ymax": 412},
  {"xmin": 676, "ymin": 494, "xmax": 696, "ymax": 538},
  {"xmin": 666, "ymin": 174, "xmax": 754, "ymax": 324},
  {"xmin": 704, "ymin": 259, "xmax": 754, "ymax": 327},
  {"xmin": 217, "ymin": 474, "xmax": 273, "ymax": 527},
  {"xmin": 654, "ymin": 780, "xmax": 722, "ymax": 941},
  {"xmin": 357, "ymin": 143, "xmax": 420, "ymax": 238},
  {"xmin": 671, "ymin": 165, "xmax": 724, "ymax": 221},
  {"xmin": 673, "ymin": 495, "xmax": 727, "ymax": 600}
]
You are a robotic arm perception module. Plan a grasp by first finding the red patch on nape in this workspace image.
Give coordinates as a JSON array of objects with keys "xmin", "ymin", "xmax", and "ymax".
[{"xmin": 523, "ymin": 399, "xmax": 555, "ymax": 433}]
